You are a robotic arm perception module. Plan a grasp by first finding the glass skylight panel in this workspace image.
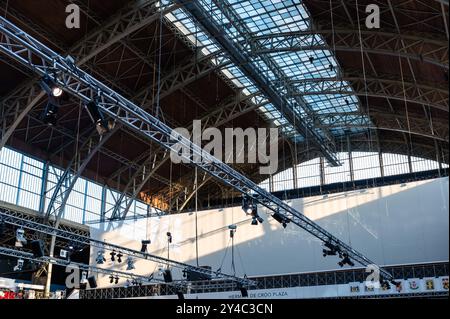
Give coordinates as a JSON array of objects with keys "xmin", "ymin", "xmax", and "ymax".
[{"xmin": 164, "ymin": 0, "xmax": 372, "ymax": 141}]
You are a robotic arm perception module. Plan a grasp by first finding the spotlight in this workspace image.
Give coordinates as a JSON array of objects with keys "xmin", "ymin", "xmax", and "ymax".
[
  {"xmin": 52, "ymin": 87, "xmax": 63, "ymax": 97},
  {"xmin": 272, "ymin": 211, "xmax": 289, "ymax": 229},
  {"xmin": 109, "ymin": 275, "xmax": 114, "ymax": 284},
  {"xmin": 141, "ymin": 240, "xmax": 151, "ymax": 253},
  {"xmin": 322, "ymin": 241, "xmax": 339, "ymax": 257},
  {"xmin": 96, "ymin": 251, "xmax": 106, "ymax": 264},
  {"xmin": 41, "ymin": 102, "xmax": 58, "ymax": 126},
  {"xmin": 15, "ymin": 228, "xmax": 27, "ymax": 247},
  {"xmin": 117, "ymin": 253, "xmax": 123, "ymax": 263},
  {"xmin": 163, "ymin": 269, "xmax": 173, "ymax": 283},
  {"xmin": 40, "ymin": 76, "xmax": 63, "ymax": 98},
  {"xmin": 228, "ymin": 224, "xmax": 237, "ymax": 238},
  {"xmin": 13, "ymin": 259, "xmax": 24, "ymax": 272},
  {"xmin": 85, "ymin": 101, "xmax": 109, "ymax": 135},
  {"xmin": 126, "ymin": 257, "xmax": 135, "ymax": 271},
  {"xmin": 110, "ymin": 251, "xmax": 116, "ymax": 262},
  {"xmin": 114, "ymin": 276, "xmax": 119, "ymax": 285},
  {"xmin": 309, "ymin": 56, "xmax": 315, "ymax": 64},
  {"xmin": 241, "ymin": 196, "xmax": 253, "ymax": 215},
  {"xmin": 167, "ymin": 232, "xmax": 172, "ymax": 243},
  {"xmin": 345, "ymin": 98, "xmax": 350, "ymax": 106},
  {"xmin": 338, "ymin": 252, "xmax": 354, "ymax": 267},
  {"xmin": 239, "ymin": 285, "xmax": 248, "ymax": 298},
  {"xmin": 250, "ymin": 206, "xmax": 264, "ymax": 224},
  {"xmin": 80, "ymin": 271, "xmax": 88, "ymax": 285}
]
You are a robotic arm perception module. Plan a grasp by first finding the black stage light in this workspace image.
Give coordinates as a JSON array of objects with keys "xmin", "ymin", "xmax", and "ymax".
[
  {"xmin": 241, "ymin": 196, "xmax": 253, "ymax": 215},
  {"xmin": 163, "ymin": 269, "xmax": 173, "ymax": 283},
  {"xmin": 110, "ymin": 251, "xmax": 116, "ymax": 262},
  {"xmin": 338, "ymin": 252, "xmax": 354, "ymax": 267},
  {"xmin": 251, "ymin": 217, "xmax": 258, "ymax": 225},
  {"xmin": 88, "ymin": 276, "xmax": 97, "ymax": 289},
  {"xmin": 117, "ymin": 253, "xmax": 123, "ymax": 263},
  {"xmin": 239, "ymin": 286, "xmax": 248, "ymax": 298},
  {"xmin": 345, "ymin": 98, "xmax": 350, "ymax": 105},
  {"xmin": 41, "ymin": 102, "xmax": 59, "ymax": 126},
  {"xmin": 40, "ymin": 76, "xmax": 63, "ymax": 98},
  {"xmin": 272, "ymin": 212, "xmax": 289, "ymax": 228},
  {"xmin": 30, "ymin": 240, "xmax": 45, "ymax": 258},
  {"xmin": 141, "ymin": 240, "xmax": 151, "ymax": 252},
  {"xmin": 114, "ymin": 276, "xmax": 119, "ymax": 284},
  {"xmin": 109, "ymin": 275, "xmax": 114, "ymax": 284},
  {"xmin": 85, "ymin": 101, "xmax": 109, "ymax": 135},
  {"xmin": 309, "ymin": 56, "xmax": 315, "ymax": 64},
  {"xmin": 167, "ymin": 232, "xmax": 172, "ymax": 243},
  {"xmin": 177, "ymin": 291, "xmax": 185, "ymax": 300}
]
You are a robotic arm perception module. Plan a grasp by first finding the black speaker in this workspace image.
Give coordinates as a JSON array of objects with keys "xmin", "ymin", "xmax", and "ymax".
[
  {"xmin": 176, "ymin": 291, "xmax": 184, "ymax": 300},
  {"xmin": 88, "ymin": 276, "xmax": 97, "ymax": 289},
  {"xmin": 186, "ymin": 266, "xmax": 212, "ymax": 281},
  {"xmin": 240, "ymin": 287, "xmax": 248, "ymax": 298},
  {"xmin": 163, "ymin": 269, "xmax": 173, "ymax": 283},
  {"xmin": 31, "ymin": 240, "xmax": 45, "ymax": 257}
]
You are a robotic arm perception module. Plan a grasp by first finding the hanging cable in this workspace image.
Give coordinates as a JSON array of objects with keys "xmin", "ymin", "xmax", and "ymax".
[
  {"xmin": 155, "ymin": 6, "xmax": 164, "ymax": 119},
  {"xmin": 194, "ymin": 166, "xmax": 199, "ymax": 267}
]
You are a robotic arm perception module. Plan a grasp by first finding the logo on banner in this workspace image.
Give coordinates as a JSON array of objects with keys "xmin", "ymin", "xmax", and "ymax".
[
  {"xmin": 409, "ymin": 280, "xmax": 419, "ymax": 290},
  {"xmin": 442, "ymin": 278, "xmax": 449, "ymax": 290},
  {"xmin": 350, "ymin": 285, "xmax": 360, "ymax": 293},
  {"xmin": 425, "ymin": 279, "xmax": 435, "ymax": 290}
]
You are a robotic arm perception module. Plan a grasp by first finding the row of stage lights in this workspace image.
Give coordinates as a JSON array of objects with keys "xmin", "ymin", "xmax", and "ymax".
[
  {"xmin": 241, "ymin": 195, "xmax": 355, "ymax": 268},
  {"xmin": 38, "ymin": 75, "xmax": 114, "ymax": 135}
]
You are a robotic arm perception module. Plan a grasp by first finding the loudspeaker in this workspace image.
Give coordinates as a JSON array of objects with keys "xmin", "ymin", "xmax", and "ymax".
[
  {"xmin": 87, "ymin": 276, "xmax": 97, "ymax": 289},
  {"xmin": 31, "ymin": 240, "xmax": 45, "ymax": 257},
  {"xmin": 176, "ymin": 291, "xmax": 184, "ymax": 300},
  {"xmin": 163, "ymin": 269, "xmax": 173, "ymax": 283},
  {"xmin": 240, "ymin": 287, "xmax": 248, "ymax": 298}
]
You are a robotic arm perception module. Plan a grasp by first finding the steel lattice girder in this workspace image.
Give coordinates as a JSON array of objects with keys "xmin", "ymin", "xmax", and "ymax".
[
  {"xmin": 246, "ymin": 29, "xmax": 449, "ymax": 69},
  {"xmin": 286, "ymin": 76, "xmax": 449, "ymax": 112},
  {"xmin": 311, "ymin": 111, "xmax": 449, "ymax": 142},
  {"xmin": 175, "ymin": 0, "xmax": 340, "ymax": 166},
  {"xmin": 110, "ymin": 92, "xmax": 268, "ymax": 220},
  {"xmin": 0, "ymin": 209, "xmax": 255, "ymax": 286},
  {"xmin": 0, "ymin": 15, "xmax": 396, "ymax": 281},
  {"xmin": 0, "ymin": 0, "xmax": 175, "ymax": 151}
]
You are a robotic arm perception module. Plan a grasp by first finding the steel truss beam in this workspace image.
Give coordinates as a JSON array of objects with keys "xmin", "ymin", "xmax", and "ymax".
[
  {"xmin": 0, "ymin": 0, "xmax": 174, "ymax": 152},
  {"xmin": 0, "ymin": 16, "xmax": 395, "ymax": 281},
  {"xmin": 0, "ymin": 209, "xmax": 255, "ymax": 286},
  {"xmin": 44, "ymin": 128, "xmax": 118, "ymax": 224},
  {"xmin": 175, "ymin": 0, "xmax": 340, "ymax": 166},
  {"xmin": 109, "ymin": 92, "xmax": 267, "ymax": 219},
  {"xmin": 287, "ymin": 77, "xmax": 449, "ymax": 111},
  {"xmin": 247, "ymin": 29, "xmax": 449, "ymax": 69},
  {"xmin": 312, "ymin": 111, "xmax": 449, "ymax": 142}
]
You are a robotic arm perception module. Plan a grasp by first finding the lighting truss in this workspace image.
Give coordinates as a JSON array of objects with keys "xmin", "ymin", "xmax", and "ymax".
[
  {"xmin": 0, "ymin": 16, "xmax": 394, "ymax": 281},
  {"xmin": 0, "ymin": 208, "xmax": 255, "ymax": 286}
]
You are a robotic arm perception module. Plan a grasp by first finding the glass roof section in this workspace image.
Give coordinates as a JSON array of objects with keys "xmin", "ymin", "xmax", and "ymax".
[{"xmin": 162, "ymin": 0, "xmax": 371, "ymax": 139}]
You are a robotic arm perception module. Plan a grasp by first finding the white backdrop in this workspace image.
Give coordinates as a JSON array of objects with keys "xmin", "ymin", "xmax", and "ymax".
[{"xmin": 90, "ymin": 177, "xmax": 449, "ymax": 288}]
